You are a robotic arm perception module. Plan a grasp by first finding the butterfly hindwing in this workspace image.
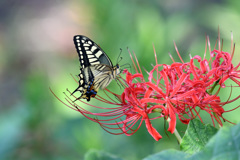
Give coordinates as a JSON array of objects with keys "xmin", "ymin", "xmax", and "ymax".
[
  {"xmin": 72, "ymin": 67, "xmax": 97, "ymax": 101},
  {"xmin": 72, "ymin": 68, "xmax": 86, "ymax": 94},
  {"xmin": 86, "ymin": 64, "xmax": 114, "ymax": 90}
]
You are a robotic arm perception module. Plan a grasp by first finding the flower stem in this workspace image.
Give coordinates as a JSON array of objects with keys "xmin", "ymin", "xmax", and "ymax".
[
  {"xmin": 174, "ymin": 127, "xmax": 182, "ymax": 144},
  {"xmin": 208, "ymin": 79, "xmax": 220, "ymax": 95},
  {"xmin": 167, "ymin": 118, "xmax": 182, "ymax": 144}
]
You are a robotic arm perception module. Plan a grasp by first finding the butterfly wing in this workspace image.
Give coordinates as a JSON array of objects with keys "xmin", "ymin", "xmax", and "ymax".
[
  {"xmin": 72, "ymin": 35, "xmax": 115, "ymax": 101},
  {"xmin": 72, "ymin": 66, "xmax": 97, "ymax": 101},
  {"xmin": 73, "ymin": 35, "xmax": 113, "ymax": 68},
  {"xmin": 87, "ymin": 64, "xmax": 115, "ymax": 90}
]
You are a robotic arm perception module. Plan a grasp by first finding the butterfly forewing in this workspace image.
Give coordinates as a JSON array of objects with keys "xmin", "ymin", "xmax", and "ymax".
[{"xmin": 73, "ymin": 35, "xmax": 113, "ymax": 68}]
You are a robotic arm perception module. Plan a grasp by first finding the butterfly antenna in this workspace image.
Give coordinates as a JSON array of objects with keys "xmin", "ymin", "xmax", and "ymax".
[{"xmin": 116, "ymin": 48, "xmax": 123, "ymax": 64}]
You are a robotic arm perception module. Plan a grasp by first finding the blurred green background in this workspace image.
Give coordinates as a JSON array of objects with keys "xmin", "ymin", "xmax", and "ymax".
[{"xmin": 1, "ymin": 0, "xmax": 240, "ymax": 159}]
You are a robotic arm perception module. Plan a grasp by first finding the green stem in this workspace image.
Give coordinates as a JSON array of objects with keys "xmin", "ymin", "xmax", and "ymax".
[
  {"xmin": 167, "ymin": 118, "xmax": 182, "ymax": 144},
  {"xmin": 174, "ymin": 127, "xmax": 182, "ymax": 144},
  {"xmin": 207, "ymin": 79, "xmax": 220, "ymax": 95}
]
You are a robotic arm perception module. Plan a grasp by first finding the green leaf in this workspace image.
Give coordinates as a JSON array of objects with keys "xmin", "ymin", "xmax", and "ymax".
[
  {"xmin": 84, "ymin": 149, "xmax": 123, "ymax": 160},
  {"xmin": 143, "ymin": 123, "xmax": 240, "ymax": 160},
  {"xmin": 143, "ymin": 149, "xmax": 189, "ymax": 160},
  {"xmin": 180, "ymin": 119, "xmax": 218, "ymax": 154},
  {"xmin": 188, "ymin": 123, "xmax": 240, "ymax": 160}
]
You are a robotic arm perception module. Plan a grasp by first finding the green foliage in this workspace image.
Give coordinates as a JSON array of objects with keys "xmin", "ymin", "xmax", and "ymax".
[
  {"xmin": 188, "ymin": 122, "xmax": 240, "ymax": 160},
  {"xmin": 180, "ymin": 119, "xmax": 218, "ymax": 154},
  {"xmin": 143, "ymin": 121, "xmax": 240, "ymax": 160}
]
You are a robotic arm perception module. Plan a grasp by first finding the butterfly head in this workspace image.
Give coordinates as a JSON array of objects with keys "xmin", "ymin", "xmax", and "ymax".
[{"xmin": 114, "ymin": 64, "xmax": 121, "ymax": 76}]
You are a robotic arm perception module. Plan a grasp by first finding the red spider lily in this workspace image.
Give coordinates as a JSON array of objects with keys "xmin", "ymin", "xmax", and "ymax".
[{"xmin": 52, "ymin": 32, "xmax": 240, "ymax": 141}]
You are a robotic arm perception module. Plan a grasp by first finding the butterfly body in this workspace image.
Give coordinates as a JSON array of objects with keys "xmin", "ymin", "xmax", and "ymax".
[{"xmin": 72, "ymin": 35, "xmax": 120, "ymax": 101}]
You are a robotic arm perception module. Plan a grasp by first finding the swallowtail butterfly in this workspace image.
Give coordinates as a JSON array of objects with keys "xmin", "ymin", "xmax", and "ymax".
[{"xmin": 72, "ymin": 35, "xmax": 120, "ymax": 101}]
